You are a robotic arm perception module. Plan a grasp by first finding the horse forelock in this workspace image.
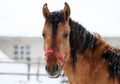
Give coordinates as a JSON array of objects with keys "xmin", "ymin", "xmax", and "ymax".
[{"xmin": 46, "ymin": 11, "xmax": 65, "ymax": 39}]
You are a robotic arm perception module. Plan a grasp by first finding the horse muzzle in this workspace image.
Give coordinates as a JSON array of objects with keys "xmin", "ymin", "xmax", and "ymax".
[
  {"xmin": 45, "ymin": 64, "xmax": 61, "ymax": 78},
  {"xmin": 45, "ymin": 50, "xmax": 64, "ymax": 78}
]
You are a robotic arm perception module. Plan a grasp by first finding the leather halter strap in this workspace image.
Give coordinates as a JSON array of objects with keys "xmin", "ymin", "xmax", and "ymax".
[{"xmin": 45, "ymin": 50, "xmax": 65, "ymax": 62}]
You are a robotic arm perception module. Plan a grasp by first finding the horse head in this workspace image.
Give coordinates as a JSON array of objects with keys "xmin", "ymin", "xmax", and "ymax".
[{"xmin": 42, "ymin": 2, "xmax": 71, "ymax": 78}]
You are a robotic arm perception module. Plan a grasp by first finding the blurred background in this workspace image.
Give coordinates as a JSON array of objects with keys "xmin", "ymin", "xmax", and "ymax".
[{"xmin": 0, "ymin": 0, "xmax": 120, "ymax": 84}]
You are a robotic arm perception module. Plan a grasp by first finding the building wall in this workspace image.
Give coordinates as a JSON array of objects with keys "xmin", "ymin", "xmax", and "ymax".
[{"xmin": 0, "ymin": 37, "xmax": 44, "ymax": 61}]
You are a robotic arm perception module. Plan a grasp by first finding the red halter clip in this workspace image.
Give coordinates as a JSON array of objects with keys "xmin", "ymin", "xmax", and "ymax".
[{"xmin": 45, "ymin": 50, "xmax": 65, "ymax": 62}]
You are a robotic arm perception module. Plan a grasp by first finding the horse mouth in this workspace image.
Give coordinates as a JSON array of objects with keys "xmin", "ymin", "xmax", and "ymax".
[{"xmin": 47, "ymin": 71, "xmax": 61, "ymax": 78}]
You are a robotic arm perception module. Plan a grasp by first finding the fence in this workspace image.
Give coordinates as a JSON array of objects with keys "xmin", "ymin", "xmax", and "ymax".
[
  {"xmin": 0, "ymin": 59, "xmax": 43, "ymax": 80},
  {"xmin": 0, "ymin": 58, "xmax": 68, "ymax": 84}
]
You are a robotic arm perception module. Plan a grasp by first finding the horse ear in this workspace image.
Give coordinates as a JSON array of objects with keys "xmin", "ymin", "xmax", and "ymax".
[
  {"xmin": 42, "ymin": 3, "xmax": 50, "ymax": 20},
  {"xmin": 62, "ymin": 2, "xmax": 71, "ymax": 21}
]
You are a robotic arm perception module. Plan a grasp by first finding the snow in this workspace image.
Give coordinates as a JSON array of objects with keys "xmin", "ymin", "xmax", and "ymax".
[{"xmin": 0, "ymin": 50, "xmax": 67, "ymax": 84}]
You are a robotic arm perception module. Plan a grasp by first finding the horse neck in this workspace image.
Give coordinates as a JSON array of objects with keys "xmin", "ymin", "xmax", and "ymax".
[
  {"xmin": 63, "ymin": 19, "xmax": 111, "ymax": 83},
  {"xmin": 63, "ymin": 19, "xmax": 120, "ymax": 84}
]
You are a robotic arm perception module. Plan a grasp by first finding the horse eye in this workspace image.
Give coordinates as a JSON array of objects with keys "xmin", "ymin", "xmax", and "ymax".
[
  {"xmin": 42, "ymin": 33, "xmax": 45, "ymax": 38},
  {"xmin": 64, "ymin": 33, "xmax": 69, "ymax": 38}
]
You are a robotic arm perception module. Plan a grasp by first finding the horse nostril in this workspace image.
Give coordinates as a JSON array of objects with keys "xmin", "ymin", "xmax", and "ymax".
[
  {"xmin": 54, "ymin": 64, "xmax": 59, "ymax": 71},
  {"xmin": 45, "ymin": 64, "xmax": 59, "ymax": 72},
  {"xmin": 45, "ymin": 65, "xmax": 49, "ymax": 71}
]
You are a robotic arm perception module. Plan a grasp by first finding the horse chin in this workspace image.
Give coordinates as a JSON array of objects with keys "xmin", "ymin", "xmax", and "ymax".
[
  {"xmin": 48, "ymin": 74, "xmax": 60, "ymax": 78},
  {"xmin": 48, "ymin": 71, "xmax": 61, "ymax": 78}
]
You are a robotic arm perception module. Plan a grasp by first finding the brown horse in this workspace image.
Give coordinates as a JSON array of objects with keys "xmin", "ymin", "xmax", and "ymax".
[{"xmin": 42, "ymin": 2, "xmax": 120, "ymax": 84}]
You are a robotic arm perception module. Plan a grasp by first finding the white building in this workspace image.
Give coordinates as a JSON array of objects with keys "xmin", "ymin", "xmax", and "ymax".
[{"xmin": 0, "ymin": 37, "xmax": 44, "ymax": 62}]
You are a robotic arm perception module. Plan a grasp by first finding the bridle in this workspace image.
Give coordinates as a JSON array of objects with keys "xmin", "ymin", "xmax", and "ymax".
[{"xmin": 45, "ymin": 50, "xmax": 65, "ymax": 62}]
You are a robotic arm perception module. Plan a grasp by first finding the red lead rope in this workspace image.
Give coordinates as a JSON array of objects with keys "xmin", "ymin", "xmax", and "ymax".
[{"xmin": 45, "ymin": 50, "xmax": 65, "ymax": 62}]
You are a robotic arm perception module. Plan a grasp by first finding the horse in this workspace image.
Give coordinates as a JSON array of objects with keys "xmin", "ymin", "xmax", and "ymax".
[{"xmin": 42, "ymin": 2, "xmax": 120, "ymax": 84}]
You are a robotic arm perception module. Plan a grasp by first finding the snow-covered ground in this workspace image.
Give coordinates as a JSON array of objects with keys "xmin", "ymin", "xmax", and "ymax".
[{"xmin": 0, "ymin": 50, "xmax": 68, "ymax": 84}]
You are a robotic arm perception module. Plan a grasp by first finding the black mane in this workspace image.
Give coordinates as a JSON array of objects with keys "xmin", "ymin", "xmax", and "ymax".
[
  {"xmin": 69, "ymin": 18, "xmax": 98, "ymax": 66},
  {"xmin": 102, "ymin": 46, "xmax": 120, "ymax": 79},
  {"xmin": 47, "ymin": 11, "xmax": 65, "ymax": 39}
]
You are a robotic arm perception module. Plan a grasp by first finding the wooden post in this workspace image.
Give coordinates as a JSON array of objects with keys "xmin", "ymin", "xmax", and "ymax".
[
  {"xmin": 36, "ymin": 57, "xmax": 41, "ymax": 81},
  {"xmin": 26, "ymin": 57, "xmax": 31, "ymax": 80}
]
